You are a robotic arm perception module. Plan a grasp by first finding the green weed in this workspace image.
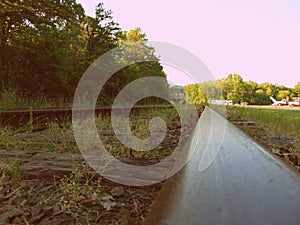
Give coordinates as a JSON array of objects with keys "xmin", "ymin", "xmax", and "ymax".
[
  {"xmin": 0, "ymin": 88, "xmax": 72, "ymax": 110},
  {"xmin": 226, "ymin": 106, "xmax": 300, "ymax": 154}
]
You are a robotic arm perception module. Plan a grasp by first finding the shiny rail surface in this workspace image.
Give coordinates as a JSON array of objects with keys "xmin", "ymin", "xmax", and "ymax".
[{"xmin": 145, "ymin": 107, "xmax": 300, "ymax": 225}]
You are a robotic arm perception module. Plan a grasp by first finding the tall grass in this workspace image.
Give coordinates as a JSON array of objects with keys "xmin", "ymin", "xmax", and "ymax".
[
  {"xmin": 226, "ymin": 106, "xmax": 300, "ymax": 135},
  {"xmin": 0, "ymin": 88, "xmax": 172, "ymax": 111},
  {"xmin": 0, "ymin": 88, "xmax": 72, "ymax": 110},
  {"xmin": 0, "ymin": 88, "xmax": 27, "ymax": 110},
  {"xmin": 226, "ymin": 106, "xmax": 300, "ymax": 153}
]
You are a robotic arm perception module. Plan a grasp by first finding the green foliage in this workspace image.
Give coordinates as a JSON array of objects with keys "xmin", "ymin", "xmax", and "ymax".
[
  {"xmin": 1, "ymin": 1, "xmax": 296, "ymax": 108},
  {"xmin": 184, "ymin": 74, "xmax": 298, "ymax": 105},
  {"xmin": 221, "ymin": 74, "xmax": 244, "ymax": 102},
  {"xmin": 226, "ymin": 106, "xmax": 300, "ymax": 152},
  {"xmin": 28, "ymin": 106, "xmax": 33, "ymax": 132},
  {"xmin": 98, "ymin": 27, "xmax": 168, "ymax": 106},
  {"xmin": 294, "ymin": 82, "xmax": 300, "ymax": 97},
  {"xmin": 184, "ymin": 84, "xmax": 208, "ymax": 104},
  {"xmin": 0, "ymin": 2, "xmax": 167, "ymax": 108},
  {"xmin": 12, "ymin": 158, "xmax": 21, "ymax": 179},
  {"xmin": 0, "ymin": 87, "xmax": 22, "ymax": 109},
  {"xmin": 254, "ymin": 89, "xmax": 270, "ymax": 105},
  {"xmin": 0, "ymin": 0, "xmax": 86, "ymax": 96},
  {"xmin": 277, "ymin": 90, "xmax": 291, "ymax": 100},
  {"xmin": 0, "ymin": 87, "xmax": 72, "ymax": 110}
]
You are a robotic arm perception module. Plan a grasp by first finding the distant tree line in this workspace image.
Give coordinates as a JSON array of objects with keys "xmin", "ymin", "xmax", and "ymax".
[
  {"xmin": 0, "ymin": 0, "xmax": 166, "ymax": 106},
  {"xmin": 185, "ymin": 74, "xmax": 300, "ymax": 105}
]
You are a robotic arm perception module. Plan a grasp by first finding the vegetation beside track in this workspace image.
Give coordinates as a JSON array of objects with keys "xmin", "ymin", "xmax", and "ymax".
[
  {"xmin": 0, "ymin": 105, "xmax": 203, "ymax": 224},
  {"xmin": 226, "ymin": 106, "xmax": 300, "ymax": 138},
  {"xmin": 224, "ymin": 106, "xmax": 300, "ymax": 170},
  {"xmin": 0, "ymin": 105, "xmax": 203, "ymax": 158}
]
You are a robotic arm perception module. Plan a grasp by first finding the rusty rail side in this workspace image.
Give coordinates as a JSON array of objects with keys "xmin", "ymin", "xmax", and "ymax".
[{"xmin": 145, "ymin": 107, "xmax": 300, "ymax": 225}]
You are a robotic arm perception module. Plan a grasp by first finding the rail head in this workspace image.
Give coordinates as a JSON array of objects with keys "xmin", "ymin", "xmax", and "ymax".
[{"xmin": 144, "ymin": 107, "xmax": 300, "ymax": 225}]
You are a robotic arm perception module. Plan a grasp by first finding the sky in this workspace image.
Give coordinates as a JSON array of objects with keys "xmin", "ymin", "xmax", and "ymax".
[{"xmin": 77, "ymin": 0, "xmax": 300, "ymax": 87}]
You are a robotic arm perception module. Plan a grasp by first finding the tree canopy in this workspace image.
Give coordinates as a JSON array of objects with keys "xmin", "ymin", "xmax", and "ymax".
[
  {"xmin": 1, "ymin": 1, "xmax": 297, "ymax": 107},
  {"xmin": 0, "ymin": 1, "xmax": 166, "ymax": 106},
  {"xmin": 185, "ymin": 74, "xmax": 299, "ymax": 105}
]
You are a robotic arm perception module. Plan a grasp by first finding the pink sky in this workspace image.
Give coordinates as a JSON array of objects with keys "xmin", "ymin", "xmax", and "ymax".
[{"xmin": 77, "ymin": 0, "xmax": 300, "ymax": 87}]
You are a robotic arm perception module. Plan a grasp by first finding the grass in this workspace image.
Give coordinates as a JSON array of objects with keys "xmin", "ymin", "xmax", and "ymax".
[
  {"xmin": 0, "ymin": 88, "xmax": 172, "ymax": 111},
  {"xmin": 225, "ymin": 106, "xmax": 300, "ymax": 153},
  {"xmin": 0, "ymin": 121, "xmax": 76, "ymax": 154},
  {"xmin": 0, "ymin": 88, "xmax": 72, "ymax": 111},
  {"xmin": 0, "ymin": 104, "xmax": 200, "ymax": 194},
  {"xmin": 0, "ymin": 157, "xmax": 22, "ymax": 190},
  {"xmin": 95, "ymin": 105, "xmax": 183, "ymax": 159},
  {"xmin": 56, "ymin": 163, "xmax": 103, "ymax": 219},
  {"xmin": 0, "ymin": 163, "xmax": 11, "ymax": 191},
  {"xmin": 226, "ymin": 106, "xmax": 300, "ymax": 134},
  {"xmin": 0, "ymin": 105, "xmax": 195, "ymax": 157}
]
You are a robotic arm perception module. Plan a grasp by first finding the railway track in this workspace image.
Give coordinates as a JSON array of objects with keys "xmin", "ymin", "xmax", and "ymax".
[
  {"xmin": 1, "ymin": 106, "xmax": 299, "ymax": 224},
  {"xmin": 0, "ymin": 105, "xmax": 175, "ymax": 129},
  {"xmin": 0, "ymin": 105, "xmax": 201, "ymax": 224},
  {"xmin": 144, "ymin": 107, "xmax": 300, "ymax": 225}
]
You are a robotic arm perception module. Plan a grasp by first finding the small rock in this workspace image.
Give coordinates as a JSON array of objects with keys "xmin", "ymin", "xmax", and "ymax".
[
  {"xmin": 53, "ymin": 204, "xmax": 62, "ymax": 216},
  {"xmin": 42, "ymin": 206, "xmax": 53, "ymax": 216},
  {"xmin": 0, "ymin": 208, "xmax": 23, "ymax": 223},
  {"xmin": 288, "ymin": 154, "xmax": 299, "ymax": 165},
  {"xmin": 271, "ymin": 148, "xmax": 281, "ymax": 155},
  {"xmin": 282, "ymin": 153, "xmax": 291, "ymax": 161},
  {"xmin": 0, "ymin": 213, "xmax": 9, "ymax": 223},
  {"xmin": 76, "ymin": 195, "xmax": 86, "ymax": 202},
  {"xmin": 110, "ymin": 186, "xmax": 125, "ymax": 197},
  {"xmin": 37, "ymin": 184, "xmax": 54, "ymax": 194},
  {"xmin": 99, "ymin": 192, "xmax": 113, "ymax": 200},
  {"xmin": 31, "ymin": 203, "xmax": 43, "ymax": 217},
  {"xmin": 20, "ymin": 199, "xmax": 27, "ymax": 207},
  {"xmin": 91, "ymin": 191, "xmax": 98, "ymax": 199},
  {"xmin": 12, "ymin": 216, "xmax": 23, "ymax": 224},
  {"xmin": 100, "ymin": 200, "xmax": 117, "ymax": 210},
  {"xmin": 29, "ymin": 213, "xmax": 45, "ymax": 224}
]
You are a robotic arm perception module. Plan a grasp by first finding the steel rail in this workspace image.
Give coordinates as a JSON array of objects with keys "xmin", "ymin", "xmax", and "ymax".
[{"xmin": 145, "ymin": 107, "xmax": 300, "ymax": 225}]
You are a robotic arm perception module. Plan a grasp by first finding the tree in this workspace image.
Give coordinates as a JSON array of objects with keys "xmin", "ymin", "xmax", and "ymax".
[
  {"xmin": 83, "ymin": 3, "xmax": 121, "ymax": 64},
  {"xmin": 277, "ymin": 90, "xmax": 290, "ymax": 100},
  {"xmin": 97, "ymin": 27, "xmax": 167, "ymax": 106},
  {"xmin": 0, "ymin": 0, "xmax": 86, "ymax": 95},
  {"xmin": 243, "ymin": 81, "xmax": 258, "ymax": 104},
  {"xmin": 183, "ymin": 75, "xmax": 298, "ymax": 105},
  {"xmin": 184, "ymin": 84, "xmax": 207, "ymax": 104},
  {"xmin": 294, "ymin": 82, "xmax": 300, "ymax": 97},
  {"xmin": 253, "ymin": 89, "xmax": 270, "ymax": 105},
  {"xmin": 0, "ymin": 1, "xmax": 129, "ymax": 99},
  {"xmin": 219, "ymin": 74, "xmax": 247, "ymax": 103}
]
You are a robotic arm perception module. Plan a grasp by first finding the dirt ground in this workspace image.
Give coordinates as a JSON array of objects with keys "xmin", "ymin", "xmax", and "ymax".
[{"xmin": 0, "ymin": 107, "xmax": 202, "ymax": 224}]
